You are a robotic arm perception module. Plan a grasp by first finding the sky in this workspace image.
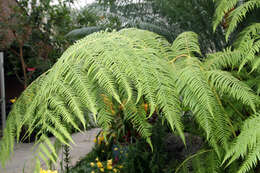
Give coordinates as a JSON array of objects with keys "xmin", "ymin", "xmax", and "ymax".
[
  {"xmin": 52, "ymin": 0, "xmax": 96, "ymax": 9},
  {"xmin": 71, "ymin": 0, "xmax": 96, "ymax": 9}
]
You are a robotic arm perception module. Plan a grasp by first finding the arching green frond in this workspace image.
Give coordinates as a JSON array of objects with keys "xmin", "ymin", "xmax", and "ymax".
[
  {"xmin": 2, "ymin": 25, "xmax": 260, "ymax": 172},
  {"xmin": 170, "ymin": 32, "xmax": 201, "ymax": 61},
  {"xmin": 173, "ymin": 57, "xmax": 231, "ymax": 155},
  {"xmin": 225, "ymin": 1, "xmax": 260, "ymax": 39},
  {"xmin": 223, "ymin": 114, "xmax": 260, "ymax": 173},
  {"xmin": 251, "ymin": 56, "xmax": 260, "ymax": 72},
  {"xmin": 239, "ymin": 40, "xmax": 260, "ymax": 71},
  {"xmin": 213, "ymin": 0, "xmax": 239, "ymax": 31},
  {"xmin": 0, "ymin": 28, "xmax": 186, "ymax": 169},
  {"xmin": 126, "ymin": 21, "xmax": 175, "ymax": 43},
  {"xmin": 207, "ymin": 70, "xmax": 257, "ymax": 112},
  {"xmin": 119, "ymin": 28, "xmax": 171, "ymax": 59},
  {"xmin": 234, "ymin": 23, "xmax": 260, "ymax": 48},
  {"xmin": 204, "ymin": 48, "xmax": 244, "ymax": 70},
  {"xmin": 123, "ymin": 101, "xmax": 153, "ymax": 145}
]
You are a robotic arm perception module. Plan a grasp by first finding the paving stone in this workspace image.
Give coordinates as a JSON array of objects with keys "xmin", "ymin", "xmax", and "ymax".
[{"xmin": 0, "ymin": 128, "xmax": 100, "ymax": 173}]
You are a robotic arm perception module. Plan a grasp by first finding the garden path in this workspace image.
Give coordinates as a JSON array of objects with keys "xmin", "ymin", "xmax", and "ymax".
[{"xmin": 0, "ymin": 128, "xmax": 100, "ymax": 173}]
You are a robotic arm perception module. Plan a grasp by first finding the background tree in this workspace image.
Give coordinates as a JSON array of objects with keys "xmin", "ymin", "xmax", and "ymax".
[
  {"xmin": 0, "ymin": 0, "xmax": 78, "ymax": 88},
  {"xmin": 67, "ymin": 0, "xmax": 228, "ymax": 55}
]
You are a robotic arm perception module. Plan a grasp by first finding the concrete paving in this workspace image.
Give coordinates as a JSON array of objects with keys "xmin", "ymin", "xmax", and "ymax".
[{"xmin": 0, "ymin": 128, "xmax": 100, "ymax": 173}]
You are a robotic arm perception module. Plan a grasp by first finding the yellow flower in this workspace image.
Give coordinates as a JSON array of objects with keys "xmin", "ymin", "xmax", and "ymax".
[
  {"xmin": 91, "ymin": 171, "xmax": 95, "ymax": 173},
  {"xmin": 118, "ymin": 165, "xmax": 123, "ymax": 169},
  {"xmin": 114, "ymin": 147, "xmax": 118, "ymax": 151},
  {"xmin": 113, "ymin": 168, "xmax": 118, "ymax": 173},
  {"xmin": 94, "ymin": 138, "xmax": 97, "ymax": 143},
  {"xmin": 100, "ymin": 168, "xmax": 105, "ymax": 172},
  {"xmin": 96, "ymin": 157, "xmax": 99, "ymax": 161},
  {"xmin": 10, "ymin": 97, "xmax": 17, "ymax": 103},
  {"xmin": 40, "ymin": 168, "xmax": 57, "ymax": 173},
  {"xmin": 97, "ymin": 161, "xmax": 103, "ymax": 168},
  {"xmin": 90, "ymin": 162, "xmax": 95, "ymax": 167},
  {"xmin": 107, "ymin": 159, "xmax": 112, "ymax": 165},
  {"xmin": 107, "ymin": 164, "xmax": 113, "ymax": 170},
  {"xmin": 99, "ymin": 136, "xmax": 104, "ymax": 141}
]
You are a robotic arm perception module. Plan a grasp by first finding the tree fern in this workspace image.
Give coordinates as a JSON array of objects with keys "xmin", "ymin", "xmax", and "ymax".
[
  {"xmin": 234, "ymin": 23, "xmax": 260, "ymax": 48},
  {"xmin": 206, "ymin": 70, "xmax": 256, "ymax": 112},
  {"xmin": 213, "ymin": 0, "xmax": 260, "ymax": 39},
  {"xmin": 0, "ymin": 28, "xmax": 258, "ymax": 172},
  {"xmin": 169, "ymin": 32, "xmax": 251, "ymax": 155},
  {"xmin": 213, "ymin": 1, "xmax": 260, "ymax": 172},
  {"xmin": 204, "ymin": 48, "xmax": 244, "ymax": 70},
  {"xmin": 226, "ymin": 0, "xmax": 260, "ymax": 39},
  {"xmin": 223, "ymin": 114, "xmax": 260, "ymax": 173},
  {"xmin": 213, "ymin": 0, "xmax": 240, "ymax": 32},
  {"xmin": 0, "ymin": 28, "xmax": 183, "ymax": 169}
]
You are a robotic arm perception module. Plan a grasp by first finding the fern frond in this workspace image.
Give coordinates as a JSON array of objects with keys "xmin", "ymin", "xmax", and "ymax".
[
  {"xmin": 204, "ymin": 48, "xmax": 244, "ymax": 70},
  {"xmin": 206, "ymin": 70, "xmax": 257, "ymax": 112},
  {"xmin": 170, "ymin": 32, "xmax": 201, "ymax": 62},
  {"xmin": 223, "ymin": 114, "xmax": 260, "ymax": 173},
  {"xmin": 123, "ymin": 101, "xmax": 152, "ymax": 145},
  {"xmin": 239, "ymin": 39, "xmax": 260, "ymax": 71},
  {"xmin": 234, "ymin": 23, "xmax": 260, "ymax": 48},
  {"xmin": 251, "ymin": 56, "xmax": 260, "ymax": 72},
  {"xmin": 213, "ymin": 0, "xmax": 239, "ymax": 31},
  {"xmin": 0, "ymin": 28, "xmax": 185, "ymax": 169},
  {"xmin": 225, "ymin": 1, "xmax": 260, "ymax": 39},
  {"xmin": 173, "ymin": 57, "xmax": 231, "ymax": 155},
  {"xmin": 170, "ymin": 32, "xmax": 234, "ymax": 155}
]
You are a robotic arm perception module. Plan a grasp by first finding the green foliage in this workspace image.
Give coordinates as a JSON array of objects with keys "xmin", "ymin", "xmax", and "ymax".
[
  {"xmin": 212, "ymin": 0, "xmax": 260, "ymax": 172},
  {"xmin": 95, "ymin": 0, "xmax": 227, "ymax": 53},
  {"xmin": 1, "ymin": 0, "xmax": 260, "ymax": 170},
  {"xmin": 120, "ymin": 121, "xmax": 168, "ymax": 173},
  {"xmin": 0, "ymin": 27, "xmax": 258, "ymax": 172},
  {"xmin": 0, "ymin": 0, "xmax": 78, "ymax": 87},
  {"xmin": 223, "ymin": 114, "xmax": 260, "ymax": 173},
  {"xmin": 0, "ymin": 28, "xmax": 176, "ymax": 168},
  {"xmin": 175, "ymin": 150, "xmax": 222, "ymax": 173},
  {"xmin": 66, "ymin": 1, "xmax": 177, "ymax": 43},
  {"xmin": 213, "ymin": 0, "xmax": 260, "ymax": 39}
]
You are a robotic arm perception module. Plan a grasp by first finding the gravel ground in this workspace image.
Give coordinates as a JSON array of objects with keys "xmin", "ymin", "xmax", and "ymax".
[{"xmin": 0, "ymin": 128, "xmax": 100, "ymax": 173}]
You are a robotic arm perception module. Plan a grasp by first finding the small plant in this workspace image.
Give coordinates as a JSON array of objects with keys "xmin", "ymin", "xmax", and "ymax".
[
  {"xmin": 63, "ymin": 145, "xmax": 71, "ymax": 173},
  {"xmin": 88, "ymin": 158, "xmax": 123, "ymax": 173},
  {"xmin": 40, "ymin": 168, "xmax": 57, "ymax": 173}
]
